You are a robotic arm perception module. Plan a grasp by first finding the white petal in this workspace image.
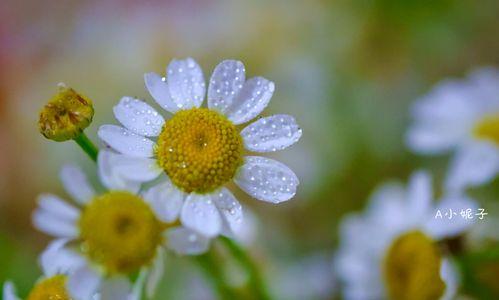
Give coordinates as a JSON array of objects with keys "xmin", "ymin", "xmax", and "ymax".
[
  {"xmin": 98, "ymin": 125, "xmax": 154, "ymax": 158},
  {"xmin": 241, "ymin": 114, "xmax": 302, "ymax": 152},
  {"xmin": 212, "ymin": 188, "xmax": 243, "ymax": 237},
  {"xmin": 100, "ymin": 277, "xmax": 132, "ymax": 300},
  {"xmin": 67, "ymin": 265, "xmax": 101, "ymax": 300},
  {"xmin": 131, "ymin": 269, "xmax": 147, "ymax": 300},
  {"xmin": 60, "ymin": 164, "xmax": 95, "ymax": 204},
  {"xmin": 146, "ymin": 249, "xmax": 164, "ymax": 298},
  {"xmin": 3, "ymin": 282, "xmax": 20, "ymax": 300},
  {"xmin": 97, "ymin": 150, "xmax": 141, "ymax": 193},
  {"xmin": 33, "ymin": 209, "xmax": 78, "ymax": 238},
  {"xmin": 38, "ymin": 194, "xmax": 80, "ymax": 222},
  {"xmin": 235, "ymin": 156, "xmax": 299, "ymax": 203},
  {"xmin": 142, "ymin": 180, "xmax": 185, "ymax": 223},
  {"xmin": 109, "ymin": 155, "xmax": 162, "ymax": 182},
  {"xmin": 226, "ymin": 77, "xmax": 274, "ymax": 125},
  {"xmin": 113, "ymin": 96, "xmax": 165, "ymax": 137},
  {"xmin": 445, "ymin": 142, "xmax": 499, "ymax": 191},
  {"xmin": 423, "ymin": 195, "xmax": 479, "ymax": 239},
  {"xmin": 144, "ymin": 72, "xmax": 178, "ymax": 113},
  {"xmin": 166, "ymin": 227, "xmax": 210, "ymax": 255},
  {"xmin": 40, "ymin": 239, "xmax": 85, "ymax": 276},
  {"xmin": 440, "ymin": 258, "xmax": 459, "ymax": 300},
  {"xmin": 208, "ymin": 60, "xmax": 245, "ymax": 113},
  {"xmin": 407, "ymin": 171, "xmax": 433, "ymax": 220},
  {"xmin": 167, "ymin": 58, "xmax": 205, "ymax": 110},
  {"xmin": 407, "ymin": 81, "xmax": 476, "ymax": 154},
  {"xmin": 180, "ymin": 194, "xmax": 221, "ymax": 237}
]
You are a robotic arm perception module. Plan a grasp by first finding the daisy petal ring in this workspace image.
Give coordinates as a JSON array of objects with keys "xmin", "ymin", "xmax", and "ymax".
[
  {"xmin": 32, "ymin": 159, "xmax": 209, "ymax": 299},
  {"xmin": 98, "ymin": 58, "xmax": 302, "ymax": 238}
]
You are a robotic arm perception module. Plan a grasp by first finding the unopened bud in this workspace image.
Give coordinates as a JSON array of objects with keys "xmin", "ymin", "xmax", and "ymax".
[{"xmin": 38, "ymin": 83, "xmax": 94, "ymax": 141}]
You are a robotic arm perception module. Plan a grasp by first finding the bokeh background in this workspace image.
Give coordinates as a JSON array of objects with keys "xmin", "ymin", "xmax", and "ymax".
[{"xmin": 1, "ymin": 0, "xmax": 498, "ymax": 299}]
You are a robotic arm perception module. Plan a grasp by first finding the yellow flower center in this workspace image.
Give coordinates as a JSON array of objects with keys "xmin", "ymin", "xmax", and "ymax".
[
  {"xmin": 79, "ymin": 191, "xmax": 163, "ymax": 274},
  {"xmin": 474, "ymin": 114, "xmax": 499, "ymax": 145},
  {"xmin": 156, "ymin": 108, "xmax": 244, "ymax": 193},
  {"xmin": 27, "ymin": 275, "xmax": 71, "ymax": 300},
  {"xmin": 383, "ymin": 231, "xmax": 445, "ymax": 300},
  {"xmin": 38, "ymin": 84, "xmax": 94, "ymax": 142}
]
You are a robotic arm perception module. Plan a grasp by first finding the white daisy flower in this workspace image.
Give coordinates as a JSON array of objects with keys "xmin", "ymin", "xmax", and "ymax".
[
  {"xmin": 98, "ymin": 58, "xmax": 302, "ymax": 238},
  {"xmin": 407, "ymin": 68, "xmax": 499, "ymax": 191},
  {"xmin": 3, "ymin": 240, "xmax": 97, "ymax": 300},
  {"xmin": 335, "ymin": 171, "xmax": 478, "ymax": 300},
  {"xmin": 32, "ymin": 155, "xmax": 209, "ymax": 300}
]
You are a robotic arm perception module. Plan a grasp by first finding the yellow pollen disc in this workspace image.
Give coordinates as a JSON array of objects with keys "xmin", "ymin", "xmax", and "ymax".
[
  {"xmin": 27, "ymin": 275, "xmax": 71, "ymax": 300},
  {"xmin": 156, "ymin": 108, "xmax": 244, "ymax": 193},
  {"xmin": 474, "ymin": 115, "xmax": 499, "ymax": 145},
  {"xmin": 79, "ymin": 191, "xmax": 163, "ymax": 274},
  {"xmin": 383, "ymin": 231, "xmax": 445, "ymax": 300}
]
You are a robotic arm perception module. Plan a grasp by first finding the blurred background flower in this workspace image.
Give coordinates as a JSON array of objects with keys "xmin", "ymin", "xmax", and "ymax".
[{"xmin": 0, "ymin": 0, "xmax": 498, "ymax": 298}]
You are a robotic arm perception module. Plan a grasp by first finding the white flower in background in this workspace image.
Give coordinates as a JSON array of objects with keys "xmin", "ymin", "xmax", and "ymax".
[
  {"xmin": 98, "ymin": 58, "xmax": 302, "ymax": 238},
  {"xmin": 32, "ymin": 156, "xmax": 209, "ymax": 300},
  {"xmin": 407, "ymin": 68, "xmax": 499, "ymax": 191},
  {"xmin": 3, "ymin": 241, "xmax": 96, "ymax": 300},
  {"xmin": 335, "ymin": 171, "xmax": 478, "ymax": 300}
]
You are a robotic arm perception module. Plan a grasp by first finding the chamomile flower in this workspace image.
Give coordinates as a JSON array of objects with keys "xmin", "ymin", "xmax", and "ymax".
[
  {"xmin": 335, "ymin": 171, "xmax": 478, "ymax": 300},
  {"xmin": 407, "ymin": 68, "xmax": 499, "ymax": 191},
  {"xmin": 32, "ymin": 152, "xmax": 209, "ymax": 300},
  {"xmin": 3, "ymin": 240, "xmax": 87, "ymax": 300},
  {"xmin": 98, "ymin": 58, "xmax": 302, "ymax": 238}
]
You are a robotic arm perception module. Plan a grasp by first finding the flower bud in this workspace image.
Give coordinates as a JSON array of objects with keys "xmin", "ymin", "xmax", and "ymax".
[{"xmin": 38, "ymin": 83, "xmax": 94, "ymax": 141}]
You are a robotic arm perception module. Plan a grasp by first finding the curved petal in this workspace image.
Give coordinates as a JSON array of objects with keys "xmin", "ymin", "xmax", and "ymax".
[
  {"xmin": 235, "ymin": 156, "xmax": 299, "ymax": 203},
  {"xmin": 407, "ymin": 171, "xmax": 433, "ymax": 221},
  {"xmin": 445, "ymin": 142, "xmax": 499, "ymax": 192},
  {"xmin": 241, "ymin": 114, "xmax": 302, "ymax": 152},
  {"xmin": 60, "ymin": 164, "xmax": 95, "ymax": 204},
  {"xmin": 144, "ymin": 72, "xmax": 178, "ymax": 113},
  {"xmin": 146, "ymin": 249, "xmax": 164, "ymax": 298},
  {"xmin": 109, "ymin": 155, "xmax": 162, "ymax": 182},
  {"xmin": 180, "ymin": 194, "xmax": 221, "ymax": 237},
  {"xmin": 100, "ymin": 277, "xmax": 132, "ymax": 300},
  {"xmin": 208, "ymin": 60, "xmax": 245, "ymax": 113},
  {"xmin": 440, "ymin": 258, "xmax": 459, "ymax": 300},
  {"xmin": 98, "ymin": 125, "xmax": 155, "ymax": 158},
  {"xmin": 38, "ymin": 194, "xmax": 80, "ymax": 222},
  {"xmin": 212, "ymin": 188, "xmax": 243, "ymax": 237},
  {"xmin": 113, "ymin": 96, "xmax": 165, "ymax": 137},
  {"xmin": 67, "ymin": 265, "xmax": 101, "ymax": 300},
  {"xmin": 226, "ymin": 77, "xmax": 274, "ymax": 125},
  {"xmin": 142, "ymin": 180, "xmax": 185, "ymax": 223},
  {"xmin": 3, "ymin": 282, "xmax": 20, "ymax": 300},
  {"xmin": 166, "ymin": 227, "xmax": 210, "ymax": 255},
  {"xmin": 167, "ymin": 58, "xmax": 205, "ymax": 110},
  {"xmin": 32, "ymin": 209, "xmax": 78, "ymax": 238},
  {"xmin": 97, "ymin": 150, "xmax": 141, "ymax": 193},
  {"xmin": 423, "ymin": 195, "xmax": 478, "ymax": 239},
  {"xmin": 40, "ymin": 239, "xmax": 85, "ymax": 276}
]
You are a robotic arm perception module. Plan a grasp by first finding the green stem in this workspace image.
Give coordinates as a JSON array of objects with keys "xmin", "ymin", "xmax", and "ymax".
[
  {"xmin": 194, "ymin": 251, "xmax": 237, "ymax": 300},
  {"xmin": 73, "ymin": 132, "xmax": 98, "ymax": 162},
  {"xmin": 220, "ymin": 236, "xmax": 272, "ymax": 300}
]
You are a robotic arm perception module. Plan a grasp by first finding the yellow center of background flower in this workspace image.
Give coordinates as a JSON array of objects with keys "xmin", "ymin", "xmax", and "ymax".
[
  {"xmin": 79, "ymin": 191, "xmax": 162, "ymax": 274},
  {"xmin": 383, "ymin": 231, "xmax": 445, "ymax": 300},
  {"xmin": 27, "ymin": 275, "xmax": 71, "ymax": 300},
  {"xmin": 156, "ymin": 108, "xmax": 244, "ymax": 194},
  {"xmin": 474, "ymin": 115, "xmax": 499, "ymax": 144}
]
